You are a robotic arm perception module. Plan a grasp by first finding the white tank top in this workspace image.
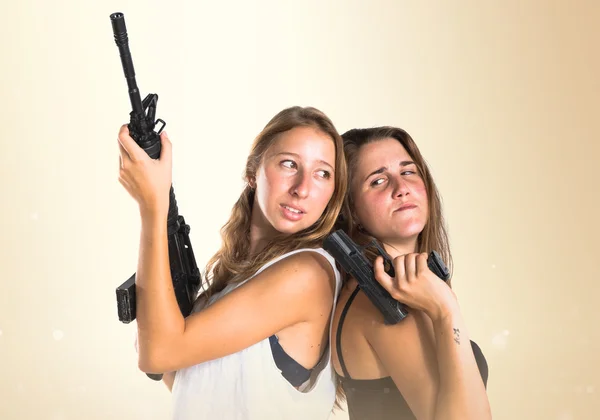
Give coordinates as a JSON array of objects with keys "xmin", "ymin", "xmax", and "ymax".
[{"xmin": 171, "ymin": 247, "xmax": 342, "ymax": 420}]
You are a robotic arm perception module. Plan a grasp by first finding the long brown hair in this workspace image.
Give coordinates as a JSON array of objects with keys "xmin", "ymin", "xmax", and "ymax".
[
  {"xmin": 333, "ymin": 126, "xmax": 453, "ymax": 409},
  {"xmin": 198, "ymin": 106, "xmax": 347, "ymax": 301}
]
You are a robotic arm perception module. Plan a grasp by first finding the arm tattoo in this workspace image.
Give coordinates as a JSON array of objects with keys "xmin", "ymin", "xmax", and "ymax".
[{"xmin": 453, "ymin": 328, "xmax": 460, "ymax": 345}]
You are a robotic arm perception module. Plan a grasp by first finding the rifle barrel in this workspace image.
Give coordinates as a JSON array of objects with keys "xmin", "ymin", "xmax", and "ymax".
[{"xmin": 110, "ymin": 12, "xmax": 143, "ymax": 116}]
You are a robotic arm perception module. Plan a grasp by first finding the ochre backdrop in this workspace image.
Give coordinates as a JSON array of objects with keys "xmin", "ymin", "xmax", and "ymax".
[{"xmin": 1, "ymin": 1, "xmax": 598, "ymax": 419}]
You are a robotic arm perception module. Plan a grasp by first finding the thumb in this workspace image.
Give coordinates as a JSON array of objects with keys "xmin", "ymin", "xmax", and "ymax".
[{"xmin": 160, "ymin": 131, "xmax": 172, "ymax": 162}]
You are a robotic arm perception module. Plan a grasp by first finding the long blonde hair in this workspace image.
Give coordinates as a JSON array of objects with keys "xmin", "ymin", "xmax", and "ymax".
[
  {"xmin": 199, "ymin": 106, "xmax": 347, "ymax": 300},
  {"xmin": 333, "ymin": 126, "xmax": 453, "ymax": 409}
]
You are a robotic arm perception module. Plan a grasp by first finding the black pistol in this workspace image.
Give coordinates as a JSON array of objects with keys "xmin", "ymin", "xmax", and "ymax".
[
  {"xmin": 323, "ymin": 230, "xmax": 450, "ymax": 325},
  {"xmin": 110, "ymin": 12, "xmax": 202, "ymax": 381}
]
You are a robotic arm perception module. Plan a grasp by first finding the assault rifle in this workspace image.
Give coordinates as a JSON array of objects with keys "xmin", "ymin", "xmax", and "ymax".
[
  {"xmin": 323, "ymin": 230, "xmax": 450, "ymax": 325},
  {"xmin": 110, "ymin": 12, "xmax": 202, "ymax": 381}
]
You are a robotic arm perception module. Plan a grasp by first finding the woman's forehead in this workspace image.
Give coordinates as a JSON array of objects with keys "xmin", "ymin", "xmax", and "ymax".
[
  {"xmin": 356, "ymin": 138, "xmax": 410, "ymax": 170},
  {"xmin": 268, "ymin": 127, "xmax": 335, "ymax": 160}
]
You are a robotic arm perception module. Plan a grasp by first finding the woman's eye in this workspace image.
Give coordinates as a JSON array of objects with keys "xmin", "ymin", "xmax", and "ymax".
[
  {"xmin": 317, "ymin": 170, "xmax": 331, "ymax": 179},
  {"xmin": 401, "ymin": 170, "xmax": 416, "ymax": 176},
  {"xmin": 370, "ymin": 177, "xmax": 385, "ymax": 187},
  {"xmin": 281, "ymin": 160, "xmax": 297, "ymax": 169}
]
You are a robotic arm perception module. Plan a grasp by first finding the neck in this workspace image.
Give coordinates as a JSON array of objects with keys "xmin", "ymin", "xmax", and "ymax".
[
  {"xmin": 248, "ymin": 204, "xmax": 280, "ymax": 258},
  {"xmin": 248, "ymin": 225, "xmax": 271, "ymax": 257},
  {"xmin": 380, "ymin": 236, "xmax": 419, "ymax": 259}
]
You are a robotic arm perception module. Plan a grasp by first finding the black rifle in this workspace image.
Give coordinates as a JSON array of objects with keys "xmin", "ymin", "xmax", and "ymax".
[
  {"xmin": 323, "ymin": 230, "xmax": 450, "ymax": 325},
  {"xmin": 110, "ymin": 12, "xmax": 202, "ymax": 381}
]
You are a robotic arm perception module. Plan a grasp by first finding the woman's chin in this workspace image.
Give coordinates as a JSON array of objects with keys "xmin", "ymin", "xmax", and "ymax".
[
  {"xmin": 383, "ymin": 223, "xmax": 425, "ymax": 242},
  {"xmin": 272, "ymin": 219, "xmax": 308, "ymax": 236}
]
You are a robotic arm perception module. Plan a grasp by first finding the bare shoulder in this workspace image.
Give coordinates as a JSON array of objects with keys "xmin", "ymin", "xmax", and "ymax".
[
  {"xmin": 361, "ymin": 287, "xmax": 436, "ymax": 355},
  {"xmin": 255, "ymin": 249, "xmax": 337, "ymax": 299},
  {"xmin": 332, "ymin": 282, "xmax": 391, "ymax": 378},
  {"xmin": 349, "ymin": 290, "xmax": 434, "ymax": 356}
]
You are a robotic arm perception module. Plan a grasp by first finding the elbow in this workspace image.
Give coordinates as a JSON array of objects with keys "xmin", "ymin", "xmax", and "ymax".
[
  {"xmin": 138, "ymin": 356, "xmax": 161, "ymax": 374},
  {"xmin": 137, "ymin": 345, "xmax": 173, "ymax": 374},
  {"xmin": 135, "ymin": 328, "xmax": 186, "ymax": 374},
  {"xmin": 138, "ymin": 354, "xmax": 170, "ymax": 374}
]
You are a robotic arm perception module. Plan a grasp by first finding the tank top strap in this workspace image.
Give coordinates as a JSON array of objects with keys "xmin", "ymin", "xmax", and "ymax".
[{"xmin": 336, "ymin": 283, "xmax": 361, "ymax": 379}]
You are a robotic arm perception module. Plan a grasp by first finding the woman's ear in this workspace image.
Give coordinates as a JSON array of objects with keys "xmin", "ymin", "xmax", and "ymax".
[{"xmin": 247, "ymin": 176, "xmax": 256, "ymax": 190}]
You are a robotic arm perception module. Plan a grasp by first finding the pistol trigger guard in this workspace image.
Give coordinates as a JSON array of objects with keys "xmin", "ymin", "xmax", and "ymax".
[{"xmin": 155, "ymin": 118, "xmax": 166, "ymax": 135}]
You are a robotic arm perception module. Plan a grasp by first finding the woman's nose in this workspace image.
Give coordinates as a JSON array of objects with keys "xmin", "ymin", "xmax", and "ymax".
[
  {"xmin": 290, "ymin": 172, "xmax": 310, "ymax": 198},
  {"xmin": 392, "ymin": 177, "xmax": 410, "ymax": 198}
]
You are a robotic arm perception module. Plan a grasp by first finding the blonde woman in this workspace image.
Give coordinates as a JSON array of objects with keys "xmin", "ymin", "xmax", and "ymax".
[{"xmin": 118, "ymin": 106, "xmax": 348, "ymax": 419}]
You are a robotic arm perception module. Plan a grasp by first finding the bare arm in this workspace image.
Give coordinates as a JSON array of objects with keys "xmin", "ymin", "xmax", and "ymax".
[
  {"xmin": 134, "ymin": 328, "xmax": 177, "ymax": 391},
  {"xmin": 116, "ymin": 124, "xmax": 336, "ymax": 374},
  {"xmin": 366, "ymin": 309, "xmax": 439, "ymax": 419},
  {"xmin": 135, "ymin": 215, "xmax": 335, "ymax": 373},
  {"xmin": 428, "ymin": 303, "xmax": 490, "ymax": 420},
  {"xmin": 134, "ymin": 330, "xmax": 176, "ymax": 392},
  {"xmin": 370, "ymin": 253, "xmax": 491, "ymax": 420}
]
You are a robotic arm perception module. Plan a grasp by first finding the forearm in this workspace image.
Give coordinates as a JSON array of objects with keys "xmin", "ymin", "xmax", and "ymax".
[
  {"xmin": 135, "ymin": 210, "xmax": 185, "ymax": 369},
  {"xmin": 430, "ymin": 306, "xmax": 491, "ymax": 420}
]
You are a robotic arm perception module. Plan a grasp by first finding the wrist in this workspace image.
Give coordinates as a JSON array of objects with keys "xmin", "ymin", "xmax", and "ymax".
[
  {"xmin": 428, "ymin": 299, "xmax": 460, "ymax": 324},
  {"xmin": 139, "ymin": 205, "xmax": 168, "ymax": 227},
  {"xmin": 138, "ymin": 191, "xmax": 170, "ymax": 221}
]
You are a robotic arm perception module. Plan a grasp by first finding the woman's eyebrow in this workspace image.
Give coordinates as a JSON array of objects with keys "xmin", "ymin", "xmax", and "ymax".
[
  {"xmin": 364, "ymin": 166, "xmax": 386, "ymax": 182},
  {"xmin": 363, "ymin": 161, "xmax": 415, "ymax": 182},
  {"xmin": 274, "ymin": 152, "xmax": 334, "ymax": 171}
]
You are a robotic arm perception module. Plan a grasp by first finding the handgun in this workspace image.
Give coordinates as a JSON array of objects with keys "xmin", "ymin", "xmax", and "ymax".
[
  {"xmin": 110, "ymin": 12, "xmax": 202, "ymax": 380},
  {"xmin": 323, "ymin": 229, "xmax": 450, "ymax": 325}
]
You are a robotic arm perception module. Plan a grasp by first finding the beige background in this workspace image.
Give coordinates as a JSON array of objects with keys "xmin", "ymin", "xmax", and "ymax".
[{"xmin": 1, "ymin": 0, "xmax": 598, "ymax": 419}]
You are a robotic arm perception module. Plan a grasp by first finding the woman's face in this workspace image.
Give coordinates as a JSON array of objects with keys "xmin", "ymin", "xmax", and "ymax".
[
  {"xmin": 351, "ymin": 137, "xmax": 428, "ymax": 245},
  {"xmin": 252, "ymin": 125, "xmax": 336, "ymax": 236}
]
